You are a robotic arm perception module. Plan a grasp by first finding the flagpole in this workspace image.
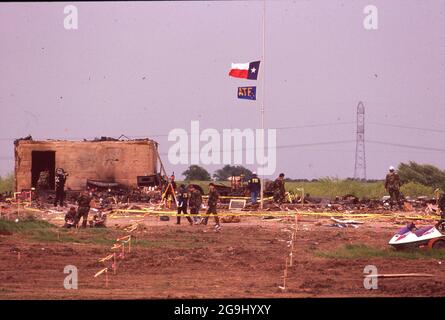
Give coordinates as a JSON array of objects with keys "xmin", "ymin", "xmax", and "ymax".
[{"xmin": 260, "ymin": 0, "xmax": 265, "ymax": 210}]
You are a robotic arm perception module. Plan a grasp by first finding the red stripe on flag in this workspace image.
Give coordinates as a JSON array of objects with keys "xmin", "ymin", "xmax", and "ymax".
[{"xmin": 229, "ymin": 69, "xmax": 248, "ymax": 79}]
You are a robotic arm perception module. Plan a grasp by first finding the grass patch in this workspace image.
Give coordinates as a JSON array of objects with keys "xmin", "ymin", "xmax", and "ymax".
[
  {"xmin": 0, "ymin": 219, "xmax": 55, "ymax": 234},
  {"xmin": 0, "ymin": 218, "xmax": 118, "ymax": 246},
  {"xmin": 0, "ymin": 218, "xmax": 203, "ymax": 248},
  {"xmin": 29, "ymin": 228, "xmax": 118, "ymax": 245},
  {"xmin": 316, "ymin": 244, "xmax": 445, "ymax": 260}
]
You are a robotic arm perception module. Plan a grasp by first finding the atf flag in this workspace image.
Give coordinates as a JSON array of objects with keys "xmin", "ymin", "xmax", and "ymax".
[{"xmin": 238, "ymin": 86, "xmax": 256, "ymax": 100}]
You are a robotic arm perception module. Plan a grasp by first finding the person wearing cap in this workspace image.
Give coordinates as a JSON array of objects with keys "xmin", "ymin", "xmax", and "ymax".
[
  {"xmin": 202, "ymin": 183, "xmax": 221, "ymax": 231},
  {"xmin": 54, "ymin": 168, "xmax": 68, "ymax": 207},
  {"xmin": 247, "ymin": 172, "xmax": 261, "ymax": 205},
  {"xmin": 385, "ymin": 166, "xmax": 401, "ymax": 207}
]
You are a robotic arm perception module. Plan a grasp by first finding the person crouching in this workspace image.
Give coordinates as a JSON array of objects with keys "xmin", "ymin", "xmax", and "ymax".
[
  {"xmin": 63, "ymin": 207, "xmax": 77, "ymax": 228},
  {"xmin": 89, "ymin": 210, "xmax": 107, "ymax": 228}
]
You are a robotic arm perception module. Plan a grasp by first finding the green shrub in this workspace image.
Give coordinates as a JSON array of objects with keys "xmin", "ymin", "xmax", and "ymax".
[
  {"xmin": 400, "ymin": 181, "xmax": 435, "ymax": 198},
  {"xmin": 316, "ymin": 243, "xmax": 445, "ymax": 260},
  {"xmin": 0, "ymin": 173, "xmax": 14, "ymax": 193}
]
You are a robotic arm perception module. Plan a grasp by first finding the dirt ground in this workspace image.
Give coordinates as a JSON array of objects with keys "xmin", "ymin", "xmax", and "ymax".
[{"xmin": 1, "ymin": 210, "xmax": 445, "ymax": 299}]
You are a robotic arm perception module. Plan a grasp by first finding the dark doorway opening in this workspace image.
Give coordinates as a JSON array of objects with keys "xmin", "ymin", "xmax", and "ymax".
[{"xmin": 31, "ymin": 151, "xmax": 55, "ymax": 189}]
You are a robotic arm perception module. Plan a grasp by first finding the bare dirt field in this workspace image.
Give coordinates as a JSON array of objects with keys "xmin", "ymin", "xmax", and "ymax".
[{"xmin": 1, "ymin": 211, "xmax": 445, "ymax": 299}]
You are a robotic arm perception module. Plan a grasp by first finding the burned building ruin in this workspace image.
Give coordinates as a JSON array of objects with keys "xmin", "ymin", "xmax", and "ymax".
[{"xmin": 14, "ymin": 137, "xmax": 159, "ymax": 191}]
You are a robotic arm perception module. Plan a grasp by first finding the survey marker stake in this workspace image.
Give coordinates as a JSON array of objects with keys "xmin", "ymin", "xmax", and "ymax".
[
  {"xmin": 279, "ymin": 256, "xmax": 289, "ymax": 291},
  {"xmin": 94, "ymin": 267, "xmax": 109, "ymax": 287}
]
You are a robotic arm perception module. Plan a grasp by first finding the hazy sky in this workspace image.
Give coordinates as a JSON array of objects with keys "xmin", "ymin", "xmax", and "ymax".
[{"xmin": 1, "ymin": 1, "xmax": 445, "ymax": 180}]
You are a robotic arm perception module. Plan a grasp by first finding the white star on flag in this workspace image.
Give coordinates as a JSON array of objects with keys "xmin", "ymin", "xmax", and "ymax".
[{"xmin": 228, "ymin": 60, "xmax": 260, "ymax": 80}]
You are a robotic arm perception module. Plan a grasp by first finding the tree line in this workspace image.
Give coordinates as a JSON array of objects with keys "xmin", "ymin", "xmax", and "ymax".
[{"xmin": 181, "ymin": 162, "xmax": 445, "ymax": 190}]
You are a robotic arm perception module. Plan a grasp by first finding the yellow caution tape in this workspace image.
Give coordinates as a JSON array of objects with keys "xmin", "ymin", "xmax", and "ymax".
[
  {"xmin": 108, "ymin": 209, "xmax": 438, "ymax": 220},
  {"xmin": 12, "ymin": 203, "xmax": 440, "ymax": 221},
  {"xmin": 23, "ymin": 206, "xmax": 46, "ymax": 213}
]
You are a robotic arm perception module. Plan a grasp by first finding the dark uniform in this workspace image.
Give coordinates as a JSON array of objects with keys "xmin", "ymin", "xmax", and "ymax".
[
  {"xmin": 63, "ymin": 207, "xmax": 77, "ymax": 228},
  {"xmin": 385, "ymin": 172, "xmax": 401, "ymax": 206},
  {"xmin": 177, "ymin": 185, "xmax": 193, "ymax": 225},
  {"xmin": 203, "ymin": 189, "xmax": 220, "ymax": 226},
  {"xmin": 248, "ymin": 175, "xmax": 261, "ymax": 204},
  {"xmin": 54, "ymin": 170, "xmax": 67, "ymax": 207},
  {"xmin": 75, "ymin": 193, "xmax": 92, "ymax": 228},
  {"xmin": 273, "ymin": 178, "xmax": 285, "ymax": 203},
  {"xmin": 189, "ymin": 188, "xmax": 202, "ymax": 224}
]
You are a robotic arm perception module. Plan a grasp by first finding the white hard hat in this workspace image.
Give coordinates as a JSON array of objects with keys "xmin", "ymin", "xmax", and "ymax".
[{"xmin": 389, "ymin": 166, "xmax": 395, "ymax": 171}]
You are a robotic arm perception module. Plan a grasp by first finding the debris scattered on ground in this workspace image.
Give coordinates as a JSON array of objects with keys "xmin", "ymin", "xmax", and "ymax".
[
  {"xmin": 221, "ymin": 216, "xmax": 241, "ymax": 223},
  {"xmin": 330, "ymin": 217, "xmax": 363, "ymax": 228}
]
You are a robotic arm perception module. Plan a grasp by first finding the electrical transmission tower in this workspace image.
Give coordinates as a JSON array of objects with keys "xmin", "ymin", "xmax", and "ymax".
[{"xmin": 354, "ymin": 102, "xmax": 367, "ymax": 180}]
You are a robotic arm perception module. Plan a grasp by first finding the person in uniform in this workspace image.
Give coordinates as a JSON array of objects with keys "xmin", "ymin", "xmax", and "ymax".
[
  {"xmin": 75, "ymin": 190, "xmax": 93, "ymax": 228},
  {"xmin": 385, "ymin": 166, "xmax": 401, "ymax": 207},
  {"xmin": 273, "ymin": 173, "xmax": 286, "ymax": 203},
  {"xmin": 188, "ymin": 185, "xmax": 202, "ymax": 224},
  {"xmin": 202, "ymin": 183, "xmax": 221, "ymax": 231},
  {"xmin": 247, "ymin": 172, "xmax": 261, "ymax": 205},
  {"xmin": 54, "ymin": 168, "xmax": 68, "ymax": 207},
  {"xmin": 177, "ymin": 184, "xmax": 193, "ymax": 225},
  {"xmin": 63, "ymin": 207, "xmax": 77, "ymax": 228}
]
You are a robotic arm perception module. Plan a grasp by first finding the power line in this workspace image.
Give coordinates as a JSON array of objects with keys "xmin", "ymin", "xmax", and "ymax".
[
  {"xmin": 275, "ymin": 122, "xmax": 354, "ymax": 130},
  {"xmin": 0, "ymin": 121, "xmax": 356, "ymax": 142},
  {"xmin": 157, "ymin": 140, "xmax": 356, "ymax": 156},
  {"xmin": 368, "ymin": 122, "xmax": 445, "ymax": 134},
  {"xmin": 2, "ymin": 139, "xmax": 445, "ymax": 155},
  {"xmin": 366, "ymin": 140, "xmax": 445, "ymax": 152}
]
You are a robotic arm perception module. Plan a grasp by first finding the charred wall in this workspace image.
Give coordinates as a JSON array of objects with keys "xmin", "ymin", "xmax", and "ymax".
[{"xmin": 14, "ymin": 139, "xmax": 158, "ymax": 191}]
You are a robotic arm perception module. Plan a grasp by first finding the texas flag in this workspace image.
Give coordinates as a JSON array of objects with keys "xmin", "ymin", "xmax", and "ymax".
[{"xmin": 229, "ymin": 61, "xmax": 261, "ymax": 80}]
